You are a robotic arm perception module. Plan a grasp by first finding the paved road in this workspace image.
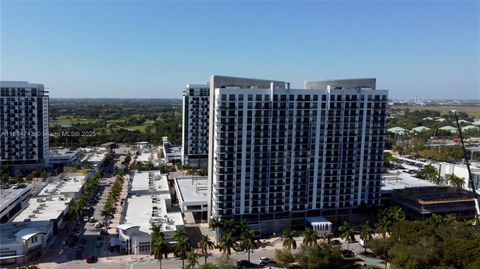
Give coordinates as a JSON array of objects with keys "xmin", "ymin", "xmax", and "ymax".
[{"xmin": 47, "ymin": 238, "xmax": 386, "ymax": 269}]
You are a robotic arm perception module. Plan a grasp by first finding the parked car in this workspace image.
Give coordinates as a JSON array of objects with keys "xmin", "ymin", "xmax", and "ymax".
[
  {"xmin": 83, "ymin": 216, "xmax": 89, "ymax": 222},
  {"xmin": 331, "ymin": 239, "xmax": 342, "ymax": 245},
  {"xmin": 86, "ymin": 256, "xmax": 97, "ymax": 263},
  {"xmin": 237, "ymin": 260, "xmax": 255, "ymax": 267},
  {"xmin": 259, "ymin": 257, "xmax": 272, "ymax": 266},
  {"xmin": 89, "ymin": 217, "xmax": 96, "ymax": 223},
  {"xmin": 342, "ymin": 249, "xmax": 355, "ymax": 258},
  {"xmin": 94, "ymin": 222, "xmax": 103, "ymax": 228}
]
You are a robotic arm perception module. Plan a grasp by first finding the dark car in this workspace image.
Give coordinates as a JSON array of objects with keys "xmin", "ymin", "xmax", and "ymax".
[
  {"xmin": 237, "ymin": 260, "xmax": 255, "ymax": 267},
  {"xmin": 331, "ymin": 239, "xmax": 342, "ymax": 245},
  {"xmin": 342, "ymin": 249, "xmax": 355, "ymax": 258},
  {"xmin": 86, "ymin": 256, "xmax": 97, "ymax": 263}
]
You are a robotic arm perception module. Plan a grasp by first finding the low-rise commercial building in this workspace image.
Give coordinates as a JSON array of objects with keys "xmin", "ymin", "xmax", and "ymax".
[
  {"xmin": 163, "ymin": 140, "xmax": 182, "ymax": 163},
  {"xmin": 392, "ymin": 186, "xmax": 477, "ymax": 220},
  {"xmin": 0, "ymin": 221, "xmax": 52, "ymax": 265},
  {"xmin": 48, "ymin": 148, "xmax": 81, "ymax": 166},
  {"xmin": 174, "ymin": 176, "xmax": 208, "ymax": 220},
  {"xmin": 37, "ymin": 173, "xmax": 88, "ymax": 199},
  {"xmin": 117, "ymin": 171, "xmax": 184, "ymax": 255},
  {"xmin": 0, "ymin": 195, "xmax": 72, "ymax": 265},
  {"xmin": 0, "ymin": 184, "xmax": 32, "ymax": 223}
]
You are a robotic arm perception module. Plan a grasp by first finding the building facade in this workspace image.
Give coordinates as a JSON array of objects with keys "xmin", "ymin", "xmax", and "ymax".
[
  {"xmin": 182, "ymin": 84, "xmax": 210, "ymax": 167},
  {"xmin": 0, "ymin": 81, "xmax": 49, "ymax": 169},
  {"xmin": 208, "ymin": 76, "xmax": 388, "ymax": 234}
]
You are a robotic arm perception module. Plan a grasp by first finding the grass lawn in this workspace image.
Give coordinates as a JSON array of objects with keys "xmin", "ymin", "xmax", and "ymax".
[{"xmin": 120, "ymin": 125, "xmax": 147, "ymax": 132}]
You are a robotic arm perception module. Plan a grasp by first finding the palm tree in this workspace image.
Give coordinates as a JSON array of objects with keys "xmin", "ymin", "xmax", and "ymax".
[
  {"xmin": 151, "ymin": 238, "xmax": 168, "ymax": 269},
  {"xmin": 197, "ymin": 235, "xmax": 214, "ymax": 264},
  {"xmin": 174, "ymin": 237, "xmax": 190, "ymax": 269},
  {"xmin": 302, "ymin": 227, "xmax": 318, "ymax": 246},
  {"xmin": 389, "ymin": 206, "xmax": 406, "ymax": 222},
  {"xmin": 426, "ymin": 214, "xmax": 444, "ymax": 228},
  {"xmin": 359, "ymin": 222, "xmax": 373, "ymax": 253},
  {"xmin": 375, "ymin": 220, "xmax": 390, "ymax": 238},
  {"xmin": 417, "ymin": 164, "xmax": 439, "ymax": 183},
  {"xmin": 237, "ymin": 219, "xmax": 249, "ymax": 234},
  {"xmin": 282, "ymin": 229, "xmax": 297, "ymax": 250},
  {"xmin": 239, "ymin": 228, "xmax": 257, "ymax": 263},
  {"xmin": 217, "ymin": 232, "xmax": 236, "ymax": 257},
  {"xmin": 338, "ymin": 221, "xmax": 355, "ymax": 250},
  {"xmin": 185, "ymin": 251, "xmax": 199, "ymax": 269},
  {"xmin": 445, "ymin": 214, "xmax": 457, "ymax": 225},
  {"xmin": 69, "ymin": 204, "xmax": 82, "ymax": 223},
  {"xmin": 448, "ymin": 174, "xmax": 465, "ymax": 189},
  {"xmin": 209, "ymin": 217, "xmax": 223, "ymax": 241},
  {"xmin": 222, "ymin": 219, "xmax": 235, "ymax": 234},
  {"xmin": 151, "ymin": 224, "xmax": 162, "ymax": 242}
]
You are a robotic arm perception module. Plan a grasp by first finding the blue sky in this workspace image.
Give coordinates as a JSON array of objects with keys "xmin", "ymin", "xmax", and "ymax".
[{"xmin": 1, "ymin": 0, "xmax": 479, "ymax": 99}]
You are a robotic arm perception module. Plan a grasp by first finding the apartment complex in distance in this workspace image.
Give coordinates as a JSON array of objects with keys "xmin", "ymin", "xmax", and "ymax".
[
  {"xmin": 182, "ymin": 83, "xmax": 210, "ymax": 167},
  {"xmin": 207, "ymin": 75, "xmax": 388, "ymax": 234},
  {"xmin": 0, "ymin": 81, "xmax": 49, "ymax": 170}
]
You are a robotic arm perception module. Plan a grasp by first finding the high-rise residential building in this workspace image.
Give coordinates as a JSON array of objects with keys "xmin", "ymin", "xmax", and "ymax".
[
  {"xmin": 0, "ymin": 81, "xmax": 50, "ymax": 170},
  {"xmin": 207, "ymin": 76, "xmax": 388, "ymax": 234},
  {"xmin": 182, "ymin": 83, "xmax": 210, "ymax": 167}
]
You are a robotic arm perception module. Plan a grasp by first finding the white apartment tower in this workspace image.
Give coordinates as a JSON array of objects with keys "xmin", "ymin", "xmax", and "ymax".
[
  {"xmin": 207, "ymin": 76, "xmax": 388, "ymax": 234},
  {"xmin": 182, "ymin": 84, "xmax": 210, "ymax": 167},
  {"xmin": 0, "ymin": 81, "xmax": 50, "ymax": 169}
]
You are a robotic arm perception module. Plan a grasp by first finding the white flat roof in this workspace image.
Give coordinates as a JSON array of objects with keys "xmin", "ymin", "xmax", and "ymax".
[
  {"xmin": 49, "ymin": 148, "xmax": 81, "ymax": 157},
  {"xmin": 0, "ymin": 184, "xmax": 32, "ymax": 210},
  {"xmin": 131, "ymin": 171, "xmax": 169, "ymax": 193},
  {"xmin": 137, "ymin": 153, "xmax": 152, "ymax": 163},
  {"xmin": 382, "ymin": 170, "xmax": 437, "ymax": 192},
  {"xmin": 306, "ymin": 216, "xmax": 332, "ymax": 224},
  {"xmin": 175, "ymin": 177, "xmax": 208, "ymax": 204},
  {"xmin": 38, "ymin": 174, "xmax": 84, "ymax": 196},
  {"xmin": 123, "ymin": 195, "xmax": 183, "ymax": 234},
  {"xmin": 13, "ymin": 195, "xmax": 72, "ymax": 222}
]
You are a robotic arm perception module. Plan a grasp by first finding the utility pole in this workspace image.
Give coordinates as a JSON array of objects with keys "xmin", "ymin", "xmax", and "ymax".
[{"xmin": 453, "ymin": 111, "xmax": 479, "ymax": 216}]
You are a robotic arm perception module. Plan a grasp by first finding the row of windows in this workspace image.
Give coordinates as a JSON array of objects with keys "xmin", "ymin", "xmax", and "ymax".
[{"xmin": 220, "ymin": 94, "xmax": 387, "ymax": 102}]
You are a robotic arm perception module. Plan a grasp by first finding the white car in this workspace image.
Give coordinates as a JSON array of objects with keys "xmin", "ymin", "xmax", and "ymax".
[
  {"xmin": 83, "ymin": 216, "xmax": 89, "ymax": 222},
  {"xmin": 94, "ymin": 222, "xmax": 103, "ymax": 228},
  {"xmin": 259, "ymin": 257, "xmax": 271, "ymax": 265}
]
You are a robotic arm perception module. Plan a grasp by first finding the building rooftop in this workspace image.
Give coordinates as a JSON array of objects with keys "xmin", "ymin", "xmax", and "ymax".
[
  {"xmin": 175, "ymin": 176, "xmax": 208, "ymax": 204},
  {"xmin": 49, "ymin": 148, "xmax": 81, "ymax": 157},
  {"xmin": 13, "ymin": 195, "xmax": 72, "ymax": 223},
  {"xmin": 382, "ymin": 170, "xmax": 437, "ymax": 192},
  {"xmin": 394, "ymin": 186, "xmax": 475, "ymax": 205},
  {"xmin": 123, "ymin": 195, "xmax": 183, "ymax": 234},
  {"xmin": 136, "ymin": 152, "xmax": 152, "ymax": 163},
  {"xmin": 37, "ymin": 173, "xmax": 85, "ymax": 196},
  {"xmin": 304, "ymin": 78, "xmax": 376, "ymax": 90},
  {"xmin": 0, "ymin": 184, "xmax": 32, "ymax": 210},
  {"xmin": 0, "ymin": 220, "xmax": 51, "ymax": 246},
  {"xmin": 131, "ymin": 171, "xmax": 169, "ymax": 193}
]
